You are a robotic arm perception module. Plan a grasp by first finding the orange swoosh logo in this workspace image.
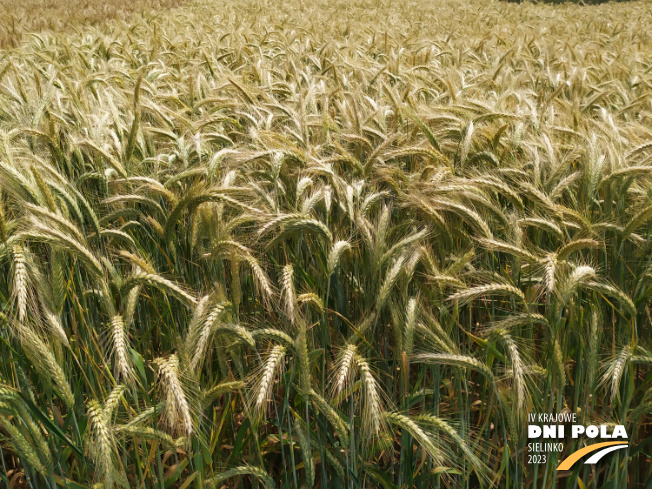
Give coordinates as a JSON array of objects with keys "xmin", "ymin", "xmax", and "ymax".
[{"xmin": 557, "ymin": 442, "xmax": 628, "ymax": 471}]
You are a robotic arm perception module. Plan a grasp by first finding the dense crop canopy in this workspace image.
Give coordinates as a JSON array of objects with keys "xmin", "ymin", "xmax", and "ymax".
[{"xmin": 0, "ymin": 0, "xmax": 651, "ymax": 487}]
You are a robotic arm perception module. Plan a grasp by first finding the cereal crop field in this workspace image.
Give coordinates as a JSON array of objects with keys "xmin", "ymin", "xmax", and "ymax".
[{"xmin": 0, "ymin": 0, "xmax": 651, "ymax": 488}]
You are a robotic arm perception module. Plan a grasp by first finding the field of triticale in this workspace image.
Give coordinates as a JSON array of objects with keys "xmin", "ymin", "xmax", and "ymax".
[{"xmin": 0, "ymin": 0, "xmax": 651, "ymax": 487}]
